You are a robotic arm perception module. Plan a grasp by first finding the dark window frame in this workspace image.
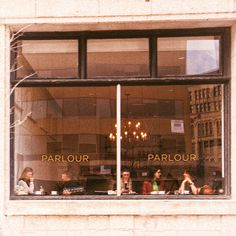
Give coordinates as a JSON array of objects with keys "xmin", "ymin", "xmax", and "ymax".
[{"xmin": 10, "ymin": 27, "xmax": 231, "ymax": 200}]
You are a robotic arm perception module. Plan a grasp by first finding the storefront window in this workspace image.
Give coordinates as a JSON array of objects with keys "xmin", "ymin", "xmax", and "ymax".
[
  {"xmin": 87, "ymin": 38, "xmax": 149, "ymax": 78},
  {"xmin": 11, "ymin": 29, "xmax": 228, "ymax": 199},
  {"xmin": 117, "ymin": 85, "xmax": 224, "ymax": 195},
  {"xmin": 157, "ymin": 36, "xmax": 220, "ymax": 76},
  {"xmin": 12, "ymin": 84, "xmax": 224, "ymax": 197},
  {"xmin": 16, "ymin": 40, "xmax": 79, "ymax": 78},
  {"xmin": 13, "ymin": 87, "xmax": 116, "ymax": 196}
]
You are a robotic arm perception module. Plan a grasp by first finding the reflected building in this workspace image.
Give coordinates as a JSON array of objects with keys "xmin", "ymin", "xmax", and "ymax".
[{"xmin": 189, "ymin": 85, "xmax": 223, "ymax": 185}]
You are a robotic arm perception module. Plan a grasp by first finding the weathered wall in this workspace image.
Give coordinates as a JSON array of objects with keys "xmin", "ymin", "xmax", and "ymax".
[
  {"xmin": 4, "ymin": 215, "xmax": 236, "ymax": 236},
  {"xmin": 1, "ymin": 1, "xmax": 236, "ymax": 235}
]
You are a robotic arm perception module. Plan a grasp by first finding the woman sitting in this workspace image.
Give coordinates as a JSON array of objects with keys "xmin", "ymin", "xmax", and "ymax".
[
  {"xmin": 17, "ymin": 167, "xmax": 34, "ymax": 194},
  {"xmin": 142, "ymin": 168, "xmax": 165, "ymax": 194}
]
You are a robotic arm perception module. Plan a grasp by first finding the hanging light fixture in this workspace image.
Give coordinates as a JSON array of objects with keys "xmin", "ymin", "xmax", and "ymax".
[{"xmin": 109, "ymin": 94, "xmax": 147, "ymax": 142}]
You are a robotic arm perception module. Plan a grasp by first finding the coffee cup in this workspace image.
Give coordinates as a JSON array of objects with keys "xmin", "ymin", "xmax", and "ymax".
[{"xmin": 51, "ymin": 191, "xmax": 58, "ymax": 195}]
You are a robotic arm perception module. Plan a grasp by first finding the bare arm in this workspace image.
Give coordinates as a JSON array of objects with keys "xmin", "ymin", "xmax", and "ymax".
[{"xmin": 179, "ymin": 178, "xmax": 198, "ymax": 195}]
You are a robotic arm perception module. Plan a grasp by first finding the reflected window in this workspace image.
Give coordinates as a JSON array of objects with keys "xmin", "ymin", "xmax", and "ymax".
[
  {"xmin": 118, "ymin": 85, "xmax": 224, "ymax": 195},
  {"xmin": 17, "ymin": 40, "xmax": 78, "ymax": 78},
  {"xmin": 87, "ymin": 38, "xmax": 149, "ymax": 78},
  {"xmin": 158, "ymin": 36, "xmax": 220, "ymax": 76},
  {"xmin": 13, "ymin": 87, "xmax": 116, "ymax": 196}
]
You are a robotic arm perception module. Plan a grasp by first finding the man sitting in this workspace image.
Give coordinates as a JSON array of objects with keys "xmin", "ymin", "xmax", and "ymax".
[{"xmin": 56, "ymin": 171, "xmax": 84, "ymax": 195}]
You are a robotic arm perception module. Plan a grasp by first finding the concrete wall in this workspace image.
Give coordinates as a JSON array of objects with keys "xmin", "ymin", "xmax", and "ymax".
[
  {"xmin": 0, "ymin": 0, "xmax": 235, "ymax": 19},
  {"xmin": 4, "ymin": 215, "xmax": 236, "ymax": 236},
  {"xmin": 1, "ymin": 1, "xmax": 236, "ymax": 235}
]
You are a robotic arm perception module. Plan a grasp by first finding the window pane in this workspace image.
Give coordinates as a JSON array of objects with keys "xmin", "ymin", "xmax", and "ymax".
[
  {"xmin": 17, "ymin": 40, "xmax": 78, "ymax": 78},
  {"xmin": 87, "ymin": 38, "xmax": 149, "ymax": 77},
  {"xmin": 119, "ymin": 85, "xmax": 224, "ymax": 196},
  {"xmin": 13, "ymin": 87, "xmax": 116, "ymax": 196},
  {"xmin": 157, "ymin": 36, "xmax": 220, "ymax": 76}
]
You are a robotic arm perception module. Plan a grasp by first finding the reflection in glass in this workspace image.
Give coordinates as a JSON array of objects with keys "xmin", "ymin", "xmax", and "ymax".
[
  {"xmin": 87, "ymin": 38, "xmax": 149, "ymax": 78},
  {"xmin": 13, "ymin": 84, "xmax": 224, "ymax": 197},
  {"xmin": 120, "ymin": 85, "xmax": 223, "ymax": 195},
  {"xmin": 13, "ymin": 87, "xmax": 116, "ymax": 196},
  {"xmin": 158, "ymin": 36, "xmax": 220, "ymax": 76},
  {"xmin": 17, "ymin": 40, "xmax": 78, "ymax": 78}
]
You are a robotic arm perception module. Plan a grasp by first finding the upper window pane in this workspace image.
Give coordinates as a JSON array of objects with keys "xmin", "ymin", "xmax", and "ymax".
[
  {"xmin": 17, "ymin": 40, "xmax": 78, "ymax": 79},
  {"xmin": 87, "ymin": 38, "xmax": 149, "ymax": 78},
  {"xmin": 157, "ymin": 36, "xmax": 220, "ymax": 76}
]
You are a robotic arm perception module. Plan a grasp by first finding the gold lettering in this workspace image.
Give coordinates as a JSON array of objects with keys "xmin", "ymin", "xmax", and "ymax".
[
  {"xmin": 161, "ymin": 154, "xmax": 168, "ymax": 161},
  {"xmin": 182, "ymin": 154, "xmax": 189, "ymax": 162},
  {"xmin": 48, "ymin": 155, "xmax": 54, "ymax": 162},
  {"xmin": 54, "ymin": 155, "xmax": 61, "ymax": 162},
  {"xmin": 83, "ymin": 155, "xmax": 89, "ymax": 162},
  {"xmin": 168, "ymin": 154, "xmax": 174, "ymax": 162},
  {"xmin": 75, "ymin": 155, "xmax": 82, "ymax": 163},
  {"xmin": 62, "ymin": 155, "xmax": 67, "ymax": 162},
  {"xmin": 190, "ymin": 154, "xmax": 198, "ymax": 161},
  {"xmin": 67, "ymin": 155, "xmax": 74, "ymax": 162},
  {"xmin": 41, "ymin": 155, "xmax": 48, "ymax": 161},
  {"xmin": 154, "ymin": 154, "xmax": 161, "ymax": 161},
  {"xmin": 148, "ymin": 154, "xmax": 154, "ymax": 161},
  {"xmin": 174, "ymin": 154, "xmax": 182, "ymax": 162}
]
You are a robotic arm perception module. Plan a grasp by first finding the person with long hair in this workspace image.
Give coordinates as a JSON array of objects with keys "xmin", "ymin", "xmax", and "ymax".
[
  {"xmin": 142, "ymin": 168, "xmax": 165, "ymax": 194},
  {"xmin": 18, "ymin": 167, "xmax": 34, "ymax": 194}
]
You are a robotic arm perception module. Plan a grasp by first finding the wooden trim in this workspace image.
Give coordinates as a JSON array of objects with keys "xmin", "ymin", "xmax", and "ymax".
[
  {"xmin": 11, "ymin": 27, "xmax": 229, "ymax": 82},
  {"xmin": 79, "ymin": 37, "xmax": 86, "ymax": 79},
  {"xmin": 150, "ymin": 36, "xmax": 157, "ymax": 78},
  {"xmin": 9, "ymin": 27, "xmax": 231, "ymax": 200},
  {"xmin": 10, "ymin": 194, "xmax": 230, "ymax": 201},
  {"xmin": 15, "ymin": 27, "xmax": 227, "ymax": 40},
  {"xmin": 10, "ymin": 91, "xmax": 15, "ymax": 197},
  {"xmin": 11, "ymin": 76, "xmax": 230, "ymax": 87},
  {"xmin": 224, "ymin": 82, "xmax": 231, "ymax": 196},
  {"xmin": 222, "ymin": 28, "xmax": 231, "ymax": 77}
]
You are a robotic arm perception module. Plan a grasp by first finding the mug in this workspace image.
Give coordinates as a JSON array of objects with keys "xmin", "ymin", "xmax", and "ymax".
[{"xmin": 51, "ymin": 191, "xmax": 58, "ymax": 195}]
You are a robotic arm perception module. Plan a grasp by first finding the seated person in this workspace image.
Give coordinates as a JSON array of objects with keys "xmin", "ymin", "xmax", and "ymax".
[
  {"xmin": 198, "ymin": 185, "xmax": 215, "ymax": 195},
  {"xmin": 178, "ymin": 170, "xmax": 215, "ymax": 195},
  {"xmin": 55, "ymin": 171, "xmax": 84, "ymax": 195},
  {"xmin": 121, "ymin": 170, "xmax": 133, "ymax": 194},
  {"xmin": 178, "ymin": 170, "xmax": 197, "ymax": 194},
  {"xmin": 17, "ymin": 167, "xmax": 34, "ymax": 195},
  {"xmin": 142, "ymin": 168, "xmax": 165, "ymax": 194}
]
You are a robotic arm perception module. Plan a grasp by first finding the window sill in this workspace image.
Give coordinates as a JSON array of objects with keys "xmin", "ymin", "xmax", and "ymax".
[{"xmin": 5, "ymin": 197, "xmax": 236, "ymax": 216}]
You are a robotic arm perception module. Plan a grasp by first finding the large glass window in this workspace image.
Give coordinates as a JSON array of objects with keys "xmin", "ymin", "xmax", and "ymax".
[
  {"xmin": 157, "ymin": 36, "xmax": 220, "ymax": 76},
  {"xmin": 11, "ymin": 29, "xmax": 228, "ymax": 199},
  {"xmin": 118, "ymin": 85, "xmax": 224, "ymax": 195},
  {"xmin": 13, "ymin": 87, "xmax": 116, "ymax": 196},
  {"xmin": 87, "ymin": 38, "xmax": 149, "ymax": 78},
  {"xmin": 16, "ymin": 40, "xmax": 79, "ymax": 78},
  {"xmin": 13, "ymin": 84, "xmax": 225, "ymax": 197}
]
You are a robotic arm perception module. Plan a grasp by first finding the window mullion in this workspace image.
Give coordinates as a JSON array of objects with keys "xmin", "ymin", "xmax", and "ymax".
[{"xmin": 116, "ymin": 84, "xmax": 121, "ymax": 196}]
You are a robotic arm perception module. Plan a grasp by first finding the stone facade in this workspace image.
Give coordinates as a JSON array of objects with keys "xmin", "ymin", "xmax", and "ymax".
[{"xmin": 1, "ymin": 0, "xmax": 236, "ymax": 235}]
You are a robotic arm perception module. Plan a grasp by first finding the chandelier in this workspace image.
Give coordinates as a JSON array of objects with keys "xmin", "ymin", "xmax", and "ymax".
[
  {"xmin": 109, "ymin": 93, "xmax": 147, "ymax": 142},
  {"xmin": 109, "ymin": 121, "xmax": 147, "ymax": 142}
]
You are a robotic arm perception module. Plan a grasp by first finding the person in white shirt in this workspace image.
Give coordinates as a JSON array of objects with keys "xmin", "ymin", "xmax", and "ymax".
[{"xmin": 18, "ymin": 167, "xmax": 34, "ymax": 194}]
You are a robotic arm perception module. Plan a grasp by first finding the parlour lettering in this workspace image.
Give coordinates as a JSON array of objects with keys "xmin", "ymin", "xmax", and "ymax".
[
  {"xmin": 147, "ymin": 153, "xmax": 198, "ymax": 162},
  {"xmin": 41, "ymin": 154, "xmax": 89, "ymax": 163}
]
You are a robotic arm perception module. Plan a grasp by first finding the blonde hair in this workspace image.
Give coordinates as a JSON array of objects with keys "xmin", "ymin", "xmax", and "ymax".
[{"xmin": 19, "ymin": 167, "xmax": 33, "ymax": 181}]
